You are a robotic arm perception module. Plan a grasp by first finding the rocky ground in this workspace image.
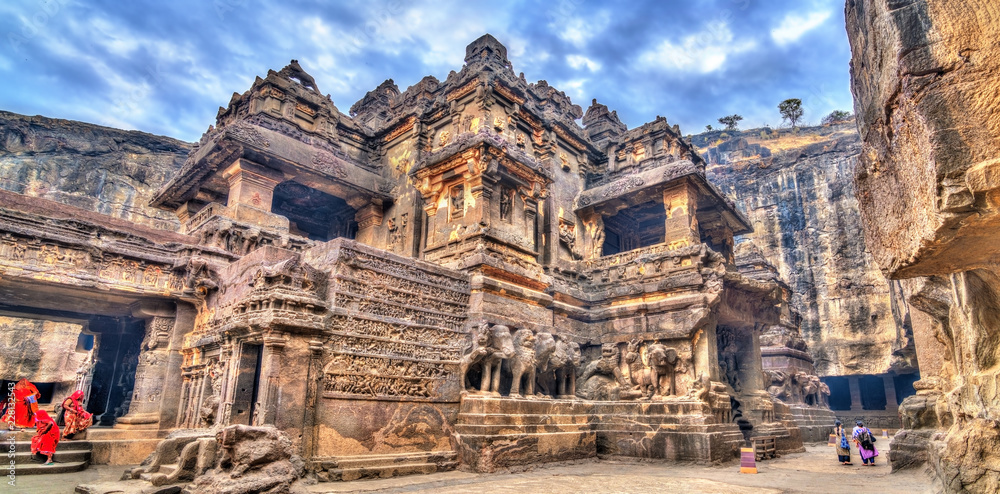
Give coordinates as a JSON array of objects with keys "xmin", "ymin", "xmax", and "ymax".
[{"xmin": 11, "ymin": 443, "xmax": 935, "ymax": 494}]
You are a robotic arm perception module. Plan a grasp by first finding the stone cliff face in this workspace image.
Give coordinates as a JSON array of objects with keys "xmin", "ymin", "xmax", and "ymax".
[
  {"xmin": 0, "ymin": 111, "xmax": 190, "ymax": 231},
  {"xmin": 847, "ymin": 0, "xmax": 1000, "ymax": 491},
  {"xmin": 697, "ymin": 124, "xmax": 915, "ymax": 377}
]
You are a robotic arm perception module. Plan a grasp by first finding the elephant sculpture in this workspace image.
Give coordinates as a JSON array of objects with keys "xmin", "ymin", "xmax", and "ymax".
[
  {"xmin": 555, "ymin": 337, "xmax": 581, "ymax": 398},
  {"xmin": 534, "ymin": 332, "xmax": 564, "ymax": 397},
  {"xmin": 507, "ymin": 328, "xmax": 536, "ymax": 398},
  {"xmin": 461, "ymin": 324, "xmax": 514, "ymax": 395}
]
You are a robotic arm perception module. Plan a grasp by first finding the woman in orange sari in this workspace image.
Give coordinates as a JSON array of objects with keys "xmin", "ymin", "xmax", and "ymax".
[
  {"xmin": 60, "ymin": 390, "xmax": 92, "ymax": 438},
  {"xmin": 30, "ymin": 410, "xmax": 59, "ymax": 465},
  {"xmin": 12, "ymin": 378, "xmax": 40, "ymax": 428}
]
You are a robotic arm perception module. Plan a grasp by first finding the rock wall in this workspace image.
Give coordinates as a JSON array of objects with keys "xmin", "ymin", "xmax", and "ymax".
[
  {"xmin": 0, "ymin": 111, "xmax": 190, "ymax": 231},
  {"xmin": 698, "ymin": 124, "xmax": 915, "ymax": 376},
  {"xmin": 846, "ymin": 0, "xmax": 1000, "ymax": 491},
  {"xmin": 0, "ymin": 316, "xmax": 89, "ymax": 384}
]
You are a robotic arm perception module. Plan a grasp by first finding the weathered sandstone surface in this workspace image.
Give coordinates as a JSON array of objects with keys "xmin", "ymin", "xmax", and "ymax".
[
  {"xmin": 0, "ymin": 111, "xmax": 189, "ymax": 230},
  {"xmin": 697, "ymin": 124, "xmax": 915, "ymax": 376},
  {"xmin": 847, "ymin": 0, "xmax": 1000, "ymax": 491}
]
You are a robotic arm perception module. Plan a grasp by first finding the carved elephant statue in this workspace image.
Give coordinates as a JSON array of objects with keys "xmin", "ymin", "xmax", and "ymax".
[
  {"xmin": 534, "ymin": 332, "xmax": 563, "ymax": 397},
  {"xmin": 477, "ymin": 324, "xmax": 515, "ymax": 395},
  {"xmin": 507, "ymin": 328, "xmax": 536, "ymax": 398},
  {"xmin": 646, "ymin": 342, "xmax": 678, "ymax": 396},
  {"xmin": 459, "ymin": 323, "xmax": 493, "ymax": 392},
  {"xmin": 555, "ymin": 337, "xmax": 581, "ymax": 398}
]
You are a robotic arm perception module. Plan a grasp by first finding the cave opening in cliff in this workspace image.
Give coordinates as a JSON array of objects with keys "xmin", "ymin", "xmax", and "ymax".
[
  {"xmin": 601, "ymin": 200, "xmax": 667, "ymax": 256},
  {"xmin": 272, "ymin": 181, "xmax": 359, "ymax": 242}
]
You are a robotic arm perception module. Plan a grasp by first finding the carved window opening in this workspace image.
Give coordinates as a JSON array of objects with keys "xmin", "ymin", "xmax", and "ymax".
[
  {"xmin": 450, "ymin": 184, "xmax": 465, "ymax": 220},
  {"xmin": 230, "ymin": 343, "xmax": 262, "ymax": 426},
  {"xmin": 272, "ymin": 181, "xmax": 358, "ymax": 241},
  {"xmin": 601, "ymin": 200, "xmax": 667, "ymax": 256}
]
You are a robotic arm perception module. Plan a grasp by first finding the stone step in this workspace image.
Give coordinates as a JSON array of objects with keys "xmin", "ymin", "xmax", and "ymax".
[
  {"xmin": 12, "ymin": 460, "xmax": 89, "ymax": 475},
  {"xmin": 456, "ymin": 412, "xmax": 592, "ymax": 426},
  {"xmin": 12, "ymin": 449, "xmax": 91, "ymax": 463},
  {"xmin": 11, "ymin": 440, "xmax": 93, "ymax": 452},
  {"xmin": 316, "ymin": 451, "xmax": 457, "ymax": 469},
  {"xmin": 458, "ymin": 396, "xmax": 593, "ymax": 415},
  {"xmin": 324, "ymin": 461, "xmax": 458, "ymax": 482},
  {"xmin": 454, "ymin": 422, "xmax": 593, "ymax": 435}
]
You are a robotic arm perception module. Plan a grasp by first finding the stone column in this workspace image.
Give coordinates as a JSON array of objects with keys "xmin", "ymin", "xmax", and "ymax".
[
  {"xmin": 223, "ymin": 159, "xmax": 284, "ymax": 211},
  {"xmin": 848, "ymin": 375, "xmax": 863, "ymax": 412},
  {"xmin": 349, "ymin": 196, "xmax": 384, "ymax": 246},
  {"xmin": 662, "ymin": 181, "xmax": 700, "ymax": 248},
  {"xmin": 883, "ymin": 374, "xmax": 899, "ymax": 410},
  {"xmin": 254, "ymin": 333, "xmax": 287, "ymax": 426},
  {"xmin": 301, "ymin": 340, "xmax": 324, "ymax": 458},
  {"xmin": 116, "ymin": 302, "xmax": 175, "ymax": 429}
]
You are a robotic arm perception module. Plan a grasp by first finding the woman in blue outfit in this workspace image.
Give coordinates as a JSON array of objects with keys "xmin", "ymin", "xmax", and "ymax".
[{"xmin": 834, "ymin": 420, "xmax": 852, "ymax": 464}]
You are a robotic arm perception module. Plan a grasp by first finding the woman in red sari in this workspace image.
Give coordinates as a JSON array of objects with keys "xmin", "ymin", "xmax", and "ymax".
[
  {"xmin": 60, "ymin": 390, "xmax": 92, "ymax": 438},
  {"xmin": 31, "ymin": 410, "xmax": 59, "ymax": 465},
  {"xmin": 12, "ymin": 378, "xmax": 40, "ymax": 428}
]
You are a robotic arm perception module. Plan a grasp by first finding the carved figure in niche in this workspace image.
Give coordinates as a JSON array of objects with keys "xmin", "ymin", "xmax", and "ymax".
[
  {"xmin": 477, "ymin": 325, "xmax": 515, "ymax": 395},
  {"xmin": 178, "ymin": 257, "xmax": 218, "ymax": 296},
  {"xmin": 559, "ymin": 153, "xmax": 570, "ymax": 171},
  {"xmin": 534, "ymin": 332, "xmax": 563, "ymax": 397},
  {"xmin": 200, "ymin": 360, "xmax": 225, "ymax": 427},
  {"xmin": 590, "ymin": 218, "xmax": 605, "ymax": 259},
  {"xmin": 507, "ymin": 328, "xmax": 536, "ymax": 398},
  {"xmin": 719, "ymin": 339, "xmax": 742, "ymax": 393},
  {"xmin": 647, "ymin": 342, "xmax": 680, "ymax": 396},
  {"xmin": 458, "ymin": 324, "xmax": 493, "ymax": 393},
  {"xmin": 439, "ymin": 130, "xmax": 451, "ymax": 147},
  {"xmin": 556, "ymin": 339, "xmax": 581, "ymax": 398},
  {"xmin": 499, "ymin": 187, "xmax": 513, "ymax": 221},
  {"xmin": 450, "ymin": 185, "xmax": 465, "ymax": 219},
  {"xmin": 624, "ymin": 339, "xmax": 656, "ymax": 399},
  {"xmin": 516, "ymin": 133, "xmax": 526, "ymax": 148}
]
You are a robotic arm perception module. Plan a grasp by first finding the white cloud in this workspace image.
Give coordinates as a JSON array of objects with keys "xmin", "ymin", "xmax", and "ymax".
[
  {"xmin": 637, "ymin": 21, "xmax": 757, "ymax": 74},
  {"xmin": 566, "ymin": 54, "xmax": 601, "ymax": 72},
  {"xmin": 771, "ymin": 10, "xmax": 832, "ymax": 46},
  {"xmin": 553, "ymin": 11, "xmax": 610, "ymax": 48},
  {"xmin": 557, "ymin": 78, "xmax": 588, "ymax": 100}
]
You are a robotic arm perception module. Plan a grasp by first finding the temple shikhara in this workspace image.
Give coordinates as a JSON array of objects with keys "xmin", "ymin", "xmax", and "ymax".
[{"xmin": 1, "ymin": 35, "xmax": 838, "ymax": 490}]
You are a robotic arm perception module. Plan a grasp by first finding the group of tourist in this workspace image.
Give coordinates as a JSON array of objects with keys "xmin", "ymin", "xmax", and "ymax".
[
  {"xmin": 1, "ymin": 378, "xmax": 93, "ymax": 465},
  {"xmin": 833, "ymin": 419, "xmax": 880, "ymax": 466}
]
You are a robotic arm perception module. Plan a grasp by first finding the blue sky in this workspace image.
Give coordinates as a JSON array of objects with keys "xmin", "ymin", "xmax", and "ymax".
[{"xmin": 0, "ymin": 0, "xmax": 854, "ymax": 142}]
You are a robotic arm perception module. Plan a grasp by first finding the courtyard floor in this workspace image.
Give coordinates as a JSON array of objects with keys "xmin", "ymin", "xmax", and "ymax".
[{"xmin": 8, "ymin": 443, "xmax": 936, "ymax": 494}]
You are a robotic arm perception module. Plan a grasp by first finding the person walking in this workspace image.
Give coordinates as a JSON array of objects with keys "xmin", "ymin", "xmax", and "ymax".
[
  {"xmin": 30, "ymin": 410, "xmax": 60, "ymax": 465},
  {"xmin": 852, "ymin": 420, "xmax": 879, "ymax": 466},
  {"xmin": 834, "ymin": 420, "xmax": 852, "ymax": 464}
]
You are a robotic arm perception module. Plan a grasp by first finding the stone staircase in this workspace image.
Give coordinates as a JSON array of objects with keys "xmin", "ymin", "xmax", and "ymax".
[
  {"xmin": 454, "ymin": 395, "xmax": 597, "ymax": 472},
  {"xmin": 309, "ymin": 451, "xmax": 459, "ymax": 481},
  {"xmin": 9, "ymin": 438, "xmax": 92, "ymax": 475}
]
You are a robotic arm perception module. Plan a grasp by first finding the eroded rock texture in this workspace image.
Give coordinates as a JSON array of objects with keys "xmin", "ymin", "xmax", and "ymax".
[
  {"xmin": 0, "ymin": 111, "xmax": 189, "ymax": 230},
  {"xmin": 700, "ymin": 124, "xmax": 915, "ymax": 376},
  {"xmin": 0, "ymin": 316, "xmax": 88, "ymax": 383},
  {"xmin": 847, "ymin": 1, "xmax": 1000, "ymax": 491}
]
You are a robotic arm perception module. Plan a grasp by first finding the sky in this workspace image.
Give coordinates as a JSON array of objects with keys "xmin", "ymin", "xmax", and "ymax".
[{"xmin": 0, "ymin": 0, "xmax": 855, "ymax": 143}]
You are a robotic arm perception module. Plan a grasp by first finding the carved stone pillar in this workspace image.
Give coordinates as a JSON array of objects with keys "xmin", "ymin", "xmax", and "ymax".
[
  {"xmin": 302, "ymin": 340, "xmax": 324, "ymax": 458},
  {"xmin": 848, "ymin": 376, "xmax": 863, "ymax": 411},
  {"xmin": 116, "ymin": 306, "xmax": 174, "ymax": 429},
  {"xmin": 662, "ymin": 181, "xmax": 700, "ymax": 248},
  {"xmin": 223, "ymin": 159, "xmax": 284, "ymax": 211},
  {"xmin": 350, "ymin": 196, "xmax": 383, "ymax": 246},
  {"xmin": 254, "ymin": 333, "xmax": 287, "ymax": 426}
]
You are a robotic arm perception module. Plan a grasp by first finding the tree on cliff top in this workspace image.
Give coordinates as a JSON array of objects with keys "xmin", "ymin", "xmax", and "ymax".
[
  {"xmin": 822, "ymin": 110, "xmax": 853, "ymax": 125},
  {"xmin": 718, "ymin": 114, "xmax": 743, "ymax": 131},
  {"xmin": 778, "ymin": 99, "xmax": 803, "ymax": 128}
]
